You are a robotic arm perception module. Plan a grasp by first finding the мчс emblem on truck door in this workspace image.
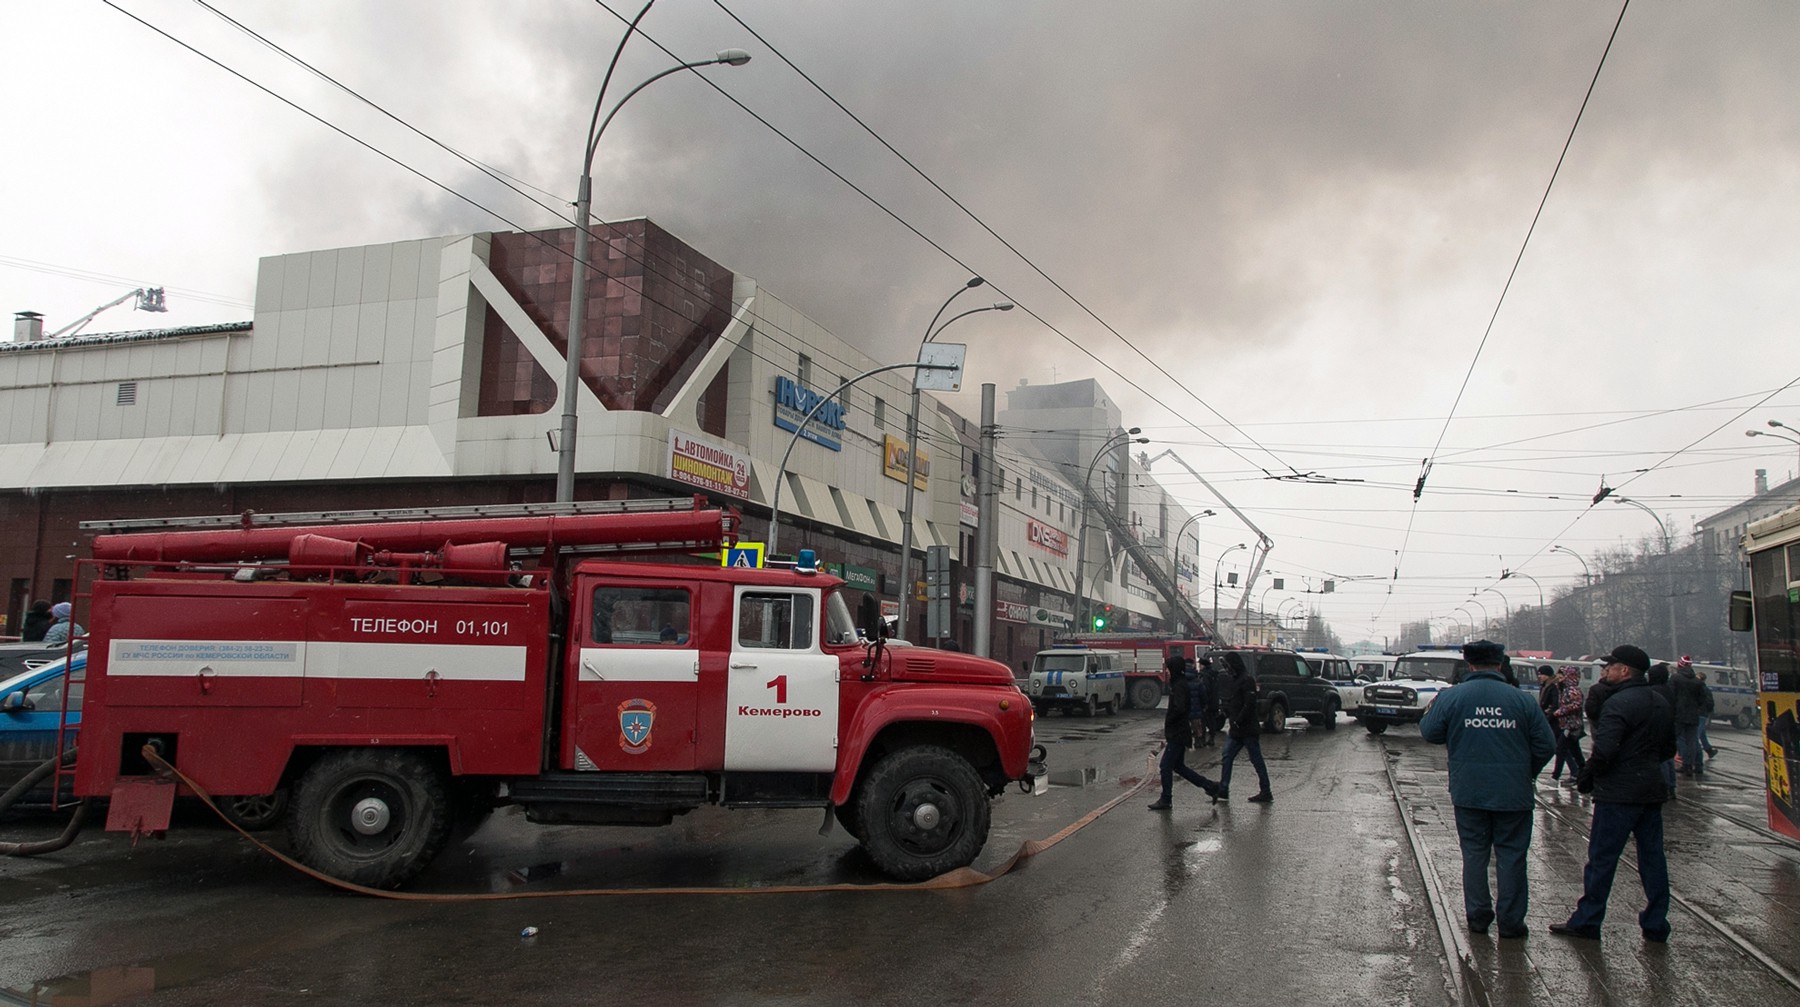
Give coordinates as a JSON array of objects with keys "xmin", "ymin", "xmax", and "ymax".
[{"xmin": 618, "ymin": 698, "xmax": 657, "ymax": 754}]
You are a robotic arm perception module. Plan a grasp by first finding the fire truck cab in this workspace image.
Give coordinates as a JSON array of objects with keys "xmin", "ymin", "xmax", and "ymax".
[{"xmin": 68, "ymin": 499, "xmax": 1041, "ymax": 888}]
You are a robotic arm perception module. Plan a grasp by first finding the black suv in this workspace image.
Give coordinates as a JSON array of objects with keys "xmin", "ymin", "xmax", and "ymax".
[{"xmin": 1205, "ymin": 646, "xmax": 1341, "ymax": 731}]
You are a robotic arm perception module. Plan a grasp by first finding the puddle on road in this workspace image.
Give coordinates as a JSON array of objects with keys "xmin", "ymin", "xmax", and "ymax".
[{"xmin": 8, "ymin": 965, "xmax": 158, "ymax": 1007}]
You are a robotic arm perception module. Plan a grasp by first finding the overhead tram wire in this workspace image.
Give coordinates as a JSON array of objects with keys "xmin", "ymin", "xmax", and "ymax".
[
  {"xmin": 578, "ymin": 0, "xmax": 1294, "ymax": 483},
  {"xmin": 704, "ymin": 0, "xmax": 1299, "ymax": 481},
  {"xmin": 1490, "ymin": 368, "xmax": 1800, "ymax": 582},
  {"xmin": 1375, "ymin": 0, "xmax": 1631, "ymax": 625},
  {"xmin": 183, "ymin": 0, "xmax": 1257, "ymax": 461}
]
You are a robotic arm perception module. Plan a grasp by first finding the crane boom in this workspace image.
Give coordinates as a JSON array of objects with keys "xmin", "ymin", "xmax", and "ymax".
[
  {"xmin": 1146, "ymin": 449, "xmax": 1275, "ymax": 642},
  {"xmin": 49, "ymin": 287, "xmax": 167, "ymax": 340}
]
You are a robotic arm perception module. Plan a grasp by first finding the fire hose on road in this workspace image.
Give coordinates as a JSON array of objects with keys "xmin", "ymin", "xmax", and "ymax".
[{"xmin": 0, "ymin": 749, "xmax": 90, "ymax": 856}]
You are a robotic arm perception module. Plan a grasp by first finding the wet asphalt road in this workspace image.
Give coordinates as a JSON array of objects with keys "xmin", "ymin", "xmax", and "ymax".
[{"xmin": 1, "ymin": 710, "xmax": 1793, "ymax": 1006}]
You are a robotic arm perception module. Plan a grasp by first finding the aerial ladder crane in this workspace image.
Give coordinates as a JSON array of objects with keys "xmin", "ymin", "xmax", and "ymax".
[
  {"xmin": 48, "ymin": 287, "xmax": 167, "ymax": 340},
  {"xmin": 1146, "ymin": 449, "xmax": 1275, "ymax": 645}
]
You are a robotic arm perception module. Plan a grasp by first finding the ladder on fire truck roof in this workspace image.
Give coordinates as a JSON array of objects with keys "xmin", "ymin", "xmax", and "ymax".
[{"xmin": 77, "ymin": 495, "xmax": 726, "ymax": 533}]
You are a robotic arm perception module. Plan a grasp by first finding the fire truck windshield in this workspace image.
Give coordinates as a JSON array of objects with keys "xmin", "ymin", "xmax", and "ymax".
[{"xmin": 825, "ymin": 590, "xmax": 860, "ymax": 645}]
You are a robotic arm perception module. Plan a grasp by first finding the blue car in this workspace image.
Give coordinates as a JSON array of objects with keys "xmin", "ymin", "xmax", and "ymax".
[{"xmin": 0, "ymin": 650, "xmax": 83, "ymax": 803}]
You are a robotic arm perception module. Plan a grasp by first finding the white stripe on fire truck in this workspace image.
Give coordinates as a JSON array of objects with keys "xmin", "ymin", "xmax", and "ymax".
[{"xmin": 105, "ymin": 640, "xmax": 527, "ymax": 681}]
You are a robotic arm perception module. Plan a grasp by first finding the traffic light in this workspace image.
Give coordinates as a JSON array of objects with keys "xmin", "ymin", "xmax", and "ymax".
[{"xmin": 1093, "ymin": 603, "xmax": 1115, "ymax": 631}]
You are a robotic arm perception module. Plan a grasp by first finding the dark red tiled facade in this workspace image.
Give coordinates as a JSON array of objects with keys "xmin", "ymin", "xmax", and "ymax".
[{"xmin": 479, "ymin": 220, "xmax": 734, "ymax": 435}]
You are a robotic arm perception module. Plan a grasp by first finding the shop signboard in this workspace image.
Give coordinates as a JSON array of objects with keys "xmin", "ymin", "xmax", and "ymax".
[
  {"xmin": 1031, "ymin": 606, "xmax": 1073, "ymax": 629},
  {"xmin": 773, "ymin": 376, "xmax": 847, "ymax": 451},
  {"xmin": 960, "ymin": 501, "xmax": 980, "ymax": 527},
  {"xmin": 668, "ymin": 430, "xmax": 750, "ymax": 498},
  {"xmin": 823, "ymin": 562, "xmax": 879, "ymax": 592},
  {"xmin": 995, "ymin": 600, "xmax": 1031, "ymax": 623},
  {"xmin": 882, "ymin": 435, "xmax": 929, "ymax": 490},
  {"xmin": 1027, "ymin": 519, "xmax": 1069, "ymax": 557}
]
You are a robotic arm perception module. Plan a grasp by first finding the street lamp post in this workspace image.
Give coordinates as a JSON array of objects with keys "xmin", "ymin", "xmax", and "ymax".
[
  {"xmin": 557, "ymin": 46, "xmax": 751, "ymax": 502},
  {"xmin": 1169, "ymin": 509, "xmax": 1216, "ymax": 629},
  {"xmin": 895, "ymin": 280, "xmax": 1012, "ymax": 638},
  {"xmin": 1073, "ymin": 428, "xmax": 1148, "ymax": 631},
  {"xmin": 1550, "ymin": 544, "xmax": 1596, "ymax": 655},
  {"xmin": 1453, "ymin": 607, "xmax": 1476, "ymax": 642},
  {"xmin": 1466, "ymin": 596, "xmax": 1489, "ymax": 637},
  {"xmin": 1501, "ymin": 570, "xmax": 1546, "ymax": 651},
  {"xmin": 1746, "ymin": 426, "xmax": 1800, "ymax": 473},
  {"xmin": 1615, "ymin": 496, "xmax": 1678, "ymax": 659},
  {"xmin": 766, "ymin": 361, "xmax": 956, "ymax": 559},
  {"xmin": 1212, "ymin": 543, "xmax": 1247, "ymax": 640},
  {"xmin": 1480, "ymin": 587, "xmax": 1511, "ymax": 638}
]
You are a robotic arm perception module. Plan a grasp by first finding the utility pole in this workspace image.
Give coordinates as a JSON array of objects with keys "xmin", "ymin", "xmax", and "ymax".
[{"xmin": 973, "ymin": 383, "xmax": 997, "ymax": 658}]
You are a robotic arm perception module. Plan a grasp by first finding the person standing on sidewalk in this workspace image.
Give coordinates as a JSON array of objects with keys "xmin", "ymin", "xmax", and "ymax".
[
  {"xmin": 1148, "ymin": 656, "xmax": 1220, "ymax": 810},
  {"xmin": 1215, "ymin": 652, "xmax": 1272, "ymax": 803},
  {"xmin": 1420, "ymin": 640, "xmax": 1557, "ymax": 939},
  {"xmin": 1551, "ymin": 644, "xmax": 1678, "ymax": 943}
]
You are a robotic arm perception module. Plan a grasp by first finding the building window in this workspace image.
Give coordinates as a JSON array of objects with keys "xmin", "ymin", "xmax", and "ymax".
[
  {"xmin": 874, "ymin": 397, "xmax": 886, "ymax": 429},
  {"xmin": 1015, "ymin": 477, "xmax": 1022, "ymax": 500},
  {"xmin": 798, "ymin": 354, "xmax": 813, "ymax": 386},
  {"xmin": 116, "ymin": 381, "xmax": 137, "ymax": 406}
]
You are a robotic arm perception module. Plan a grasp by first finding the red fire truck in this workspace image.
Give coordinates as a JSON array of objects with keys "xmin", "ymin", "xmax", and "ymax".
[
  {"xmin": 64, "ymin": 498, "xmax": 1041, "ymax": 888},
  {"xmin": 1052, "ymin": 632, "xmax": 1214, "ymax": 708}
]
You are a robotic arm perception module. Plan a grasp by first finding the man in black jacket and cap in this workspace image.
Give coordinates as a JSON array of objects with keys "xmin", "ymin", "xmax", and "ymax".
[
  {"xmin": 1148, "ymin": 656, "xmax": 1220, "ymax": 810},
  {"xmin": 1551, "ymin": 644, "xmax": 1678, "ymax": 943}
]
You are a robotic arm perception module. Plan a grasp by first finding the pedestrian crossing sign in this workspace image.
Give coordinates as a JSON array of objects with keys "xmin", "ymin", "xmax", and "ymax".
[{"xmin": 721, "ymin": 542, "xmax": 766, "ymax": 569}]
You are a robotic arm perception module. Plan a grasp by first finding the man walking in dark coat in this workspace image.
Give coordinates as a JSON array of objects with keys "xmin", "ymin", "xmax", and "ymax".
[
  {"xmin": 1148, "ymin": 656, "xmax": 1220, "ymax": 810},
  {"xmin": 1421, "ymin": 640, "xmax": 1557, "ymax": 938},
  {"xmin": 1215, "ymin": 652, "xmax": 1273, "ymax": 803},
  {"xmin": 1552, "ymin": 644, "xmax": 1679, "ymax": 943},
  {"xmin": 1671, "ymin": 659, "xmax": 1708, "ymax": 777}
]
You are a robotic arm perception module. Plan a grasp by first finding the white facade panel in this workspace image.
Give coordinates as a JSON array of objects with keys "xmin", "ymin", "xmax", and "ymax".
[
  {"xmin": 387, "ymin": 241, "xmax": 421, "ymax": 304},
  {"xmin": 333, "ymin": 246, "xmax": 364, "ymax": 306},
  {"xmin": 360, "ymin": 243, "xmax": 392, "ymax": 305},
  {"xmin": 279, "ymin": 253, "xmax": 311, "ymax": 312},
  {"xmin": 296, "ymin": 428, "xmax": 344, "ymax": 481},
  {"xmin": 306, "ymin": 249, "xmax": 338, "ymax": 308},
  {"xmin": 293, "ymin": 367, "xmax": 326, "ymax": 431}
]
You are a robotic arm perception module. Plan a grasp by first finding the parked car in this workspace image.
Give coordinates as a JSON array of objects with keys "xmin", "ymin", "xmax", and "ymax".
[
  {"xmin": 1298, "ymin": 649, "xmax": 1360, "ymax": 724},
  {"xmin": 0, "ymin": 651, "xmax": 84, "ymax": 803},
  {"xmin": 1205, "ymin": 645, "xmax": 1340, "ymax": 731},
  {"xmin": 1355, "ymin": 647, "xmax": 1463, "ymax": 734},
  {"xmin": 0, "ymin": 652, "xmax": 285, "ymax": 828}
]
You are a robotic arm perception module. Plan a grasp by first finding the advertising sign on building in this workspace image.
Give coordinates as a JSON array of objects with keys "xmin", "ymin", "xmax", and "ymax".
[
  {"xmin": 668, "ymin": 430, "xmax": 749, "ymax": 498},
  {"xmin": 995, "ymin": 600, "xmax": 1030, "ymax": 623},
  {"xmin": 773, "ymin": 376, "xmax": 847, "ymax": 451},
  {"xmin": 960, "ymin": 501, "xmax": 980, "ymax": 527},
  {"xmin": 824, "ymin": 562, "xmax": 879, "ymax": 592},
  {"xmin": 1031, "ymin": 606, "xmax": 1073, "ymax": 629},
  {"xmin": 882, "ymin": 435, "xmax": 929, "ymax": 491},
  {"xmin": 1027, "ymin": 519, "xmax": 1069, "ymax": 557}
]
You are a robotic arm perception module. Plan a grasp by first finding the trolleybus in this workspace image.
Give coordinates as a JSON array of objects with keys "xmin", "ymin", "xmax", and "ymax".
[{"xmin": 1731, "ymin": 505, "xmax": 1800, "ymax": 841}]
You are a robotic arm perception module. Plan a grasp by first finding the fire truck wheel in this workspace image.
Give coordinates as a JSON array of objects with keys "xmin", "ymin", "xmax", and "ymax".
[
  {"xmin": 1129, "ymin": 680, "xmax": 1162, "ymax": 710},
  {"xmin": 856, "ymin": 746, "xmax": 990, "ymax": 882},
  {"xmin": 221, "ymin": 790, "xmax": 289, "ymax": 831},
  {"xmin": 289, "ymin": 749, "xmax": 452, "ymax": 889}
]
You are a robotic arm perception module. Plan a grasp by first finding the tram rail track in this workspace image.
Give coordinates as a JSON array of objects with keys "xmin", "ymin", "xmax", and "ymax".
[
  {"xmin": 1380, "ymin": 734, "xmax": 1800, "ymax": 1003},
  {"xmin": 1530, "ymin": 794, "xmax": 1800, "ymax": 994}
]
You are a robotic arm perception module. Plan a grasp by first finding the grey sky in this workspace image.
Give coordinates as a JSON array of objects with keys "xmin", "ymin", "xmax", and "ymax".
[{"xmin": 5, "ymin": 1, "xmax": 1798, "ymax": 647}]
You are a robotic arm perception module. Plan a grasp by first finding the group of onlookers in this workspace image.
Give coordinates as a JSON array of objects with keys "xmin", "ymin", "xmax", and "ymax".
[{"xmin": 1422, "ymin": 640, "xmax": 1684, "ymax": 945}]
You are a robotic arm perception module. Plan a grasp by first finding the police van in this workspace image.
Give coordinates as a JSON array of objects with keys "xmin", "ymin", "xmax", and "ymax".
[{"xmin": 1027, "ymin": 647, "xmax": 1128, "ymax": 716}]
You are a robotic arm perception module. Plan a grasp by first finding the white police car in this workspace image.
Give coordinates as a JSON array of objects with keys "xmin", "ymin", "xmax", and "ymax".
[
  {"xmin": 1355, "ymin": 647, "xmax": 1463, "ymax": 735},
  {"xmin": 1027, "ymin": 647, "xmax": 1127, "ymax": 716}
]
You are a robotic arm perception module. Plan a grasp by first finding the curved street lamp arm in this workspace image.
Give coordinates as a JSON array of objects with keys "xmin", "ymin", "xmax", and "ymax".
[
  {"xmin": 585, "ymin": 1, "xmax": 658, "ymax": 161},
  {"xmin": 768, "ymin": 361, "xmax": 953, "ymax": 557}
]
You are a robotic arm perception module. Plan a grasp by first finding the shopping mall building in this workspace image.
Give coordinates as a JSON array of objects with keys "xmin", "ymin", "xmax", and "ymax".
[{"xmin": 0, "ymin": 220, "xmax": 1212, "ymax": 670}]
